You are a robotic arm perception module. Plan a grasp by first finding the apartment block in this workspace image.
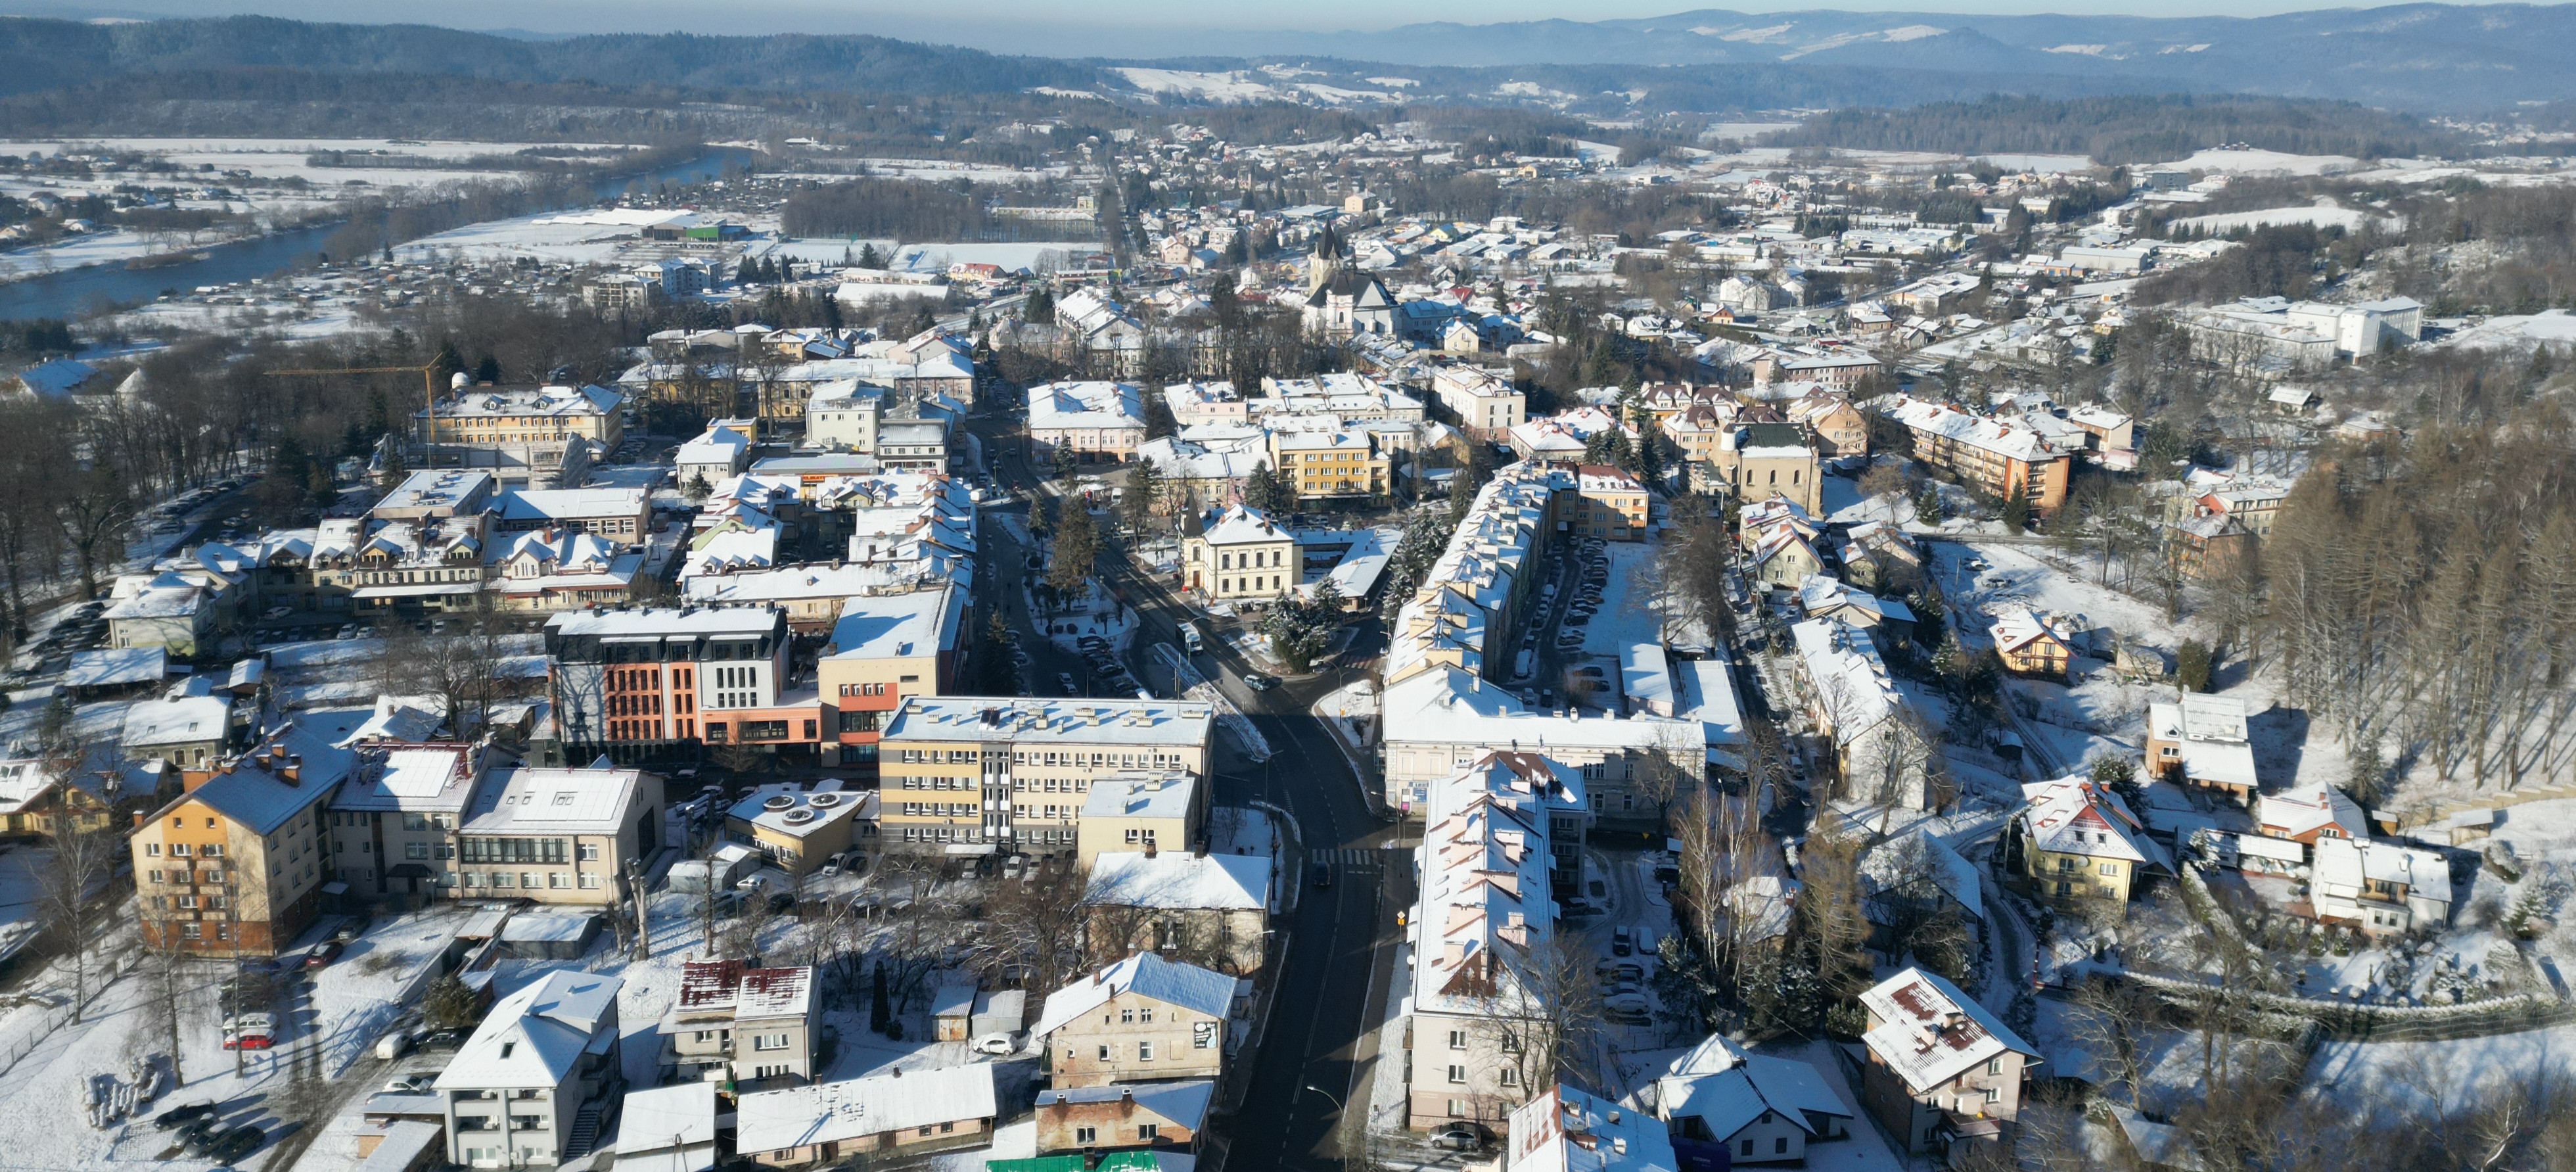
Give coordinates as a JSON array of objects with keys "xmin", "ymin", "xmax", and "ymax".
[{"xmin": 876, "ymin": 698, "xmax": 1214, "ymax": 857}]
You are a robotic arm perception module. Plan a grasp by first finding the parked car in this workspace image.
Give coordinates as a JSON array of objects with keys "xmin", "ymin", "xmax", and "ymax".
[
  {"xmin": 973, "ymin": 1031, "xmax": 1020, "ymax": 1055},
  {"xmin": 208, "ymin": 1124, "xmax": 265, "ymax": 1163},
  {"xmin": 382, "ymin": 1075, "xmax": 434, "ymax": 1094},
  {"xmin": 1611, "ymin": 926, "xmax": 1633, "ymax": 956},
  {"xmin": 1242, "ymin": 672, "xmax": 1277, "ymax": 691},
  {"xmin": 1056, "ymin": 672, "xmax": 1079, "ymax": 695},
  {"xmin": 417, "ymin": 1029, "xmax": 465, "ymax": 1052},
  {"xmin": 1432, "ymin": 1121, "xmax": 1492, "ymax": 1152},
  {"xmin": 152, "ymin": 1102, "xmax": 218, "ymax": 1131},
  {"xmin": 303, "ymin": 940, "xmax": 343, "ymax": 968},
  {"xmin": 221, "ymin": 1013, "xmax": 274, "ymax": 1050}
]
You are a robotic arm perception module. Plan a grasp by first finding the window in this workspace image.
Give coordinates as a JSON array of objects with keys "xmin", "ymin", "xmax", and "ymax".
[
  {"xmin": 1777, "ymin": 1137, "xmax": 1791, "ymax": 1155},
  {"xmin": 1138, "ymin": 1124, "xmax": 1160, "ymax": 1141},
  {"xmin": 1448, "ymin": 1100, "xmax": 1466, "ymax": 1119},
  {"xmin": 1097, "ymin": 1045, "xmax": 1112, "ymax": 1062},
  {"xmin": 1499, "ymin": 1067, "xmax": 1519, "ymax": 1087},
  {"xmin": 579, "ymin": 872, "xmax": 603, "ymax": 889},
  {"xmin": 1138, "ymin": 1041, "xmax": 1155, "ymax": 1060},
  {"xmin": 753, "ymin": 1033, "xmax": 790, "ymax": 1051},
  {"xmin": 405, "ymin": 843, "xmax": 430, "ymax": 860},
  {"xmin": 1447, "ymin": 1065, "xmax": 1467, "ymax": 1084},
  {"xmin": 578, "ymin": 843, "xmax": 600, "ymax": 861},
  {"xmin": 1448, "ymin": 1029, "xmax": 1467, "ymax": 1050},
  {"xmin": 2100, "ymin": 862, "xmax": 2120, "ymax": 877},
  {"xmin": 1742, "ymin": 1140, "xmax": 1755, "ymax": 1157},
  {"xmin": 1075, "ymin": 1127, "xmax": 1097, "ymax": 1144},
  {"xmin": 146, "ymin": 843, "xmax": 160, "ymax": 856}
]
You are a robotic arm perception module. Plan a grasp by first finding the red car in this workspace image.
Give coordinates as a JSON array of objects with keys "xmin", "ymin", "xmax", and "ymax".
[
  {"xmin": 221, "ymin": 1014, "xmax": 275, "ymax": 1050},
  {"xmin": 303, "ymin": 940, "xmax": 343, "ymax": 968}
]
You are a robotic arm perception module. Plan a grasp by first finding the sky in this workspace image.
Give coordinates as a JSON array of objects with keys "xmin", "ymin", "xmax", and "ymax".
[{"xmin": 9, "ymin": 0, "xmax": 2541, "ymax": 39}]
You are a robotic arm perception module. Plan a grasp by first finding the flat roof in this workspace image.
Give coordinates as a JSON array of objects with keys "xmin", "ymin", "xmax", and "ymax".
[{"xmin": 882, "ymin": 697, "xmax": 1214, "ymax": 748}]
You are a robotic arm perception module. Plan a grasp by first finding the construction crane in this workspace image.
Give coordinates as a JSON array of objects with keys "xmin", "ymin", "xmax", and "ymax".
[{"xmin": 266, "ymin": 362, "xmax": 455, "ymax": 466}]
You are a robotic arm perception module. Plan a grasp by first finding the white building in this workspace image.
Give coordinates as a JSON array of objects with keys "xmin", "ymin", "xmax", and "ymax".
[
  {"xmin": 2312, "ymin": 837, "xmax": 2452, "ymax": 937},
  {"xmin": 434, "ymin": 970, "xmax": 626, "ymax": 1168}
]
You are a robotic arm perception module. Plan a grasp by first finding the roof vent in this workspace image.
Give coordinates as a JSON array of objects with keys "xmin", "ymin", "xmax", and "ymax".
[
  {"xmin": 784, "ymin": 809, "xmax": 816, "ymax": 825},
  {"xmin": 763, "ymin": 795, "xmax": 796, "ymax": 811},
  {"xmin": 809, "ymin": 793, "xmax": 841, "ymax": 809}
]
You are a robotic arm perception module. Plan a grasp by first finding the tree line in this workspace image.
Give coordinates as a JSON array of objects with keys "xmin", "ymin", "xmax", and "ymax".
[{"xmin": 1762, "ymin": 93, "xmax": 2462, "ymax": 166}]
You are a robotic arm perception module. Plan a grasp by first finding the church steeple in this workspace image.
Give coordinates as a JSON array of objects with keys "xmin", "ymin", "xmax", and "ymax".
[{"xmin": 1306, "ymin": 220, "xmax": 1347, "ymax": 296}]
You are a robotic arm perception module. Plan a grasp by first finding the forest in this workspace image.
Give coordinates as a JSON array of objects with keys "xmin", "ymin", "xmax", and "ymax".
[{"xmin": 1764, "ymin": 94, "xmax": 2463, "ymax": 166}]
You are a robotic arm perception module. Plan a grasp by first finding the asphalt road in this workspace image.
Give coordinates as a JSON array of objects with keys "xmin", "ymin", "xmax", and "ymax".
[{"xmin": 977, "ymin": 418, "xmax": 1406, "ymax": 1169}]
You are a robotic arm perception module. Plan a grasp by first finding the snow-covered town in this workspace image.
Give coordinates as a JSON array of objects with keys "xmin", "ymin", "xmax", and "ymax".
[{"xmin": 2, "ymin": 7, "xmax": 2576, "ymax": 1172}]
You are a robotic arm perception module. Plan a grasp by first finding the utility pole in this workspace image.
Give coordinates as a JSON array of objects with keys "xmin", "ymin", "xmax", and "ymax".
[{"xmin": 627, "ymin": 857, "xmax": 649, "ymax": 961}]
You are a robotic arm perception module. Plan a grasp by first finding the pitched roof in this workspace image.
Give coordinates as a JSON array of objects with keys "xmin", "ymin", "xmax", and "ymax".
[
  {"xmin": 1032, "ymin": 952, "xmax": 1237, "ymax": 1039},
  {"xmin": 1858, "ymin": 967, "xmax": 2036, "ymax": 1093},
  {"xmin": 735, "ymin": 1064, "xmax": 997, "ymax": 1154},
  {"xmin": 434, "ymin": 970, "xmax": 622, "ymax": 1090},
  {"xmin": 2016, "ymin": 778, "xmax": 2167, "ymax": 870},
  {"xmin": 1035, "ymin": 1080, "xmax": 1216, "ymax": 1129},
  {"xmin": 1083, "ymin": 851, "xmax": 1270, "ymax": 912}
]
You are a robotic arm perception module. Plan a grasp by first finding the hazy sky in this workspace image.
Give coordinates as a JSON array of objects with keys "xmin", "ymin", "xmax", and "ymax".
[{"xmin": 14, "ymin": 0, "xmax": 2516, "ymax": 37}]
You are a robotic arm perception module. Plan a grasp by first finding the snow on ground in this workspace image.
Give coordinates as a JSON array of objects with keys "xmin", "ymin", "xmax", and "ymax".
[
  {"xmin": 2438, "ymin": 308, "xmax": 2576, "ymax": 352},
  {"xmin": 2305, "ymin": 1022, "xmax": 2576, "ymax": 1112},
  {"xmin": 2170, "ymin": 204, "xmax": 2395, "ymax": 235},
  {"xmin": 2167, "ymin": 148, "xmax": 2360, "ymax": 176},
  {"xmin": 1979, "ymin": 153, "xmax": 2095, "ymax": 174},
  {"xmin": 0, "ymin": 228, "xmax": 263, "ymax": 281},
  {"xmin": 1111, "ymin": 68, "xmax": 1291, "ymax": 103}
]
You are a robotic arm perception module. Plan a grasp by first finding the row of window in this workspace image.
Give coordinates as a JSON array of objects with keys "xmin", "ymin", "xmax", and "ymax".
[
  {"xmin": 892, "ymin": 750, "xmax": 1185, "ymax": 770},
  {"xmin": 458, "ymin": 871, "xmax": 603, "ymax": 889}
]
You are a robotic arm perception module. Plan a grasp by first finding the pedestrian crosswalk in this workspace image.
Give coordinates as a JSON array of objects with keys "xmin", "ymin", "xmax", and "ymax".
[{"xmin": 1316, "ymin": 847, "xmax": 1396, "ymax": 866}]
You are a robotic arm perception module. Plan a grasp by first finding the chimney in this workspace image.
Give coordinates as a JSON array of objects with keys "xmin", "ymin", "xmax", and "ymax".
[{"xmin": 1143, "ymin": 841, "xmax": 1158, "ymax": 859}]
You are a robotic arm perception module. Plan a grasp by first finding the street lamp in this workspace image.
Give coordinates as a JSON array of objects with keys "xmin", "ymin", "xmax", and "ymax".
[{"xmin": 1302, "ymin": 1084, "xmax": 1346, "ymax": 1113}]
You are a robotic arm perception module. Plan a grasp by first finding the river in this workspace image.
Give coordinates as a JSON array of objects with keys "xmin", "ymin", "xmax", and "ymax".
[{"xmin": 0, "ymin": 147, "xmax": 757, "ymax": 322}]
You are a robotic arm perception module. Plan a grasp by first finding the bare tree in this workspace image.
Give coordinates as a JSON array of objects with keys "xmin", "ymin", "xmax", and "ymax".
[
  {"xmin": 37, "ymin": 786, "xmax": 117, "ymax": 1020},
  {"xmin": 1478, "ymin": 934, "xmax": 1605, "ymax": 1105},
  {"xmin": 971, "ymin": 864, "xmax": 1090, "ymax": 995}
]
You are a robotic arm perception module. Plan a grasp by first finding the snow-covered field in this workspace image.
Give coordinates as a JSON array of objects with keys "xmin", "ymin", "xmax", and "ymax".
[
  {"xmin": 2170, "ymin": 204, "xmax": 2395, "ymax": 235},
  {"xmin": 2166, "ymin": 148, "xmax": 2360, "ymax": 176}
]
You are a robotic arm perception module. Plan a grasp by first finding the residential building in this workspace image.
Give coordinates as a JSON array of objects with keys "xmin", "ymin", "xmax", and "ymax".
[
  {"xmin": 676, "ymin": 421, "xmax": 756, "ymax": 490},
  {"xmin": 417, "ymin": 385, "xmax": 624, "ymax": 488},
  {"xmin": 2256, "ymin": 781, "xmax": 2366, "ymax": 847},
  {"xmin": 1032, "ymin": 952, "xmax": 1240, "ymax": 1089},
  {"xmin": 1254, "ymin": 373, "xmax": 1425, "ymax": 423},
  {"xmin": 324, "ymin": 739, "xmax": 494, "ymax": 901},
  {"xmin": 876, "ymin": 419, "xmax": 950, "ymax": 473},
  {"xmin": 1785, "ymin": 389, "xmax": 1869, "ymax": 457},
  {"xmin": 449, "ymin": 765, "xmax": 666, "ymax": 904},
  {"xmin": 1571, "ymin": 465, "xmax": 1649, "ymax": 540},
  {"xmin": 804, "ymin": 381, "xmax": 887, "ymax": 453},
  {"xmin": 615, "ymin": 1083, "xmax": 717, "ymax": 1172},
  {"xmin": 1404, "ymin": 751, "xmax": 1592, "ymax": 1131},
  {"xmin": 2144, "ymin": 694, "xmax": 2260, "ymax": 805},
  {"xmin": 733, "ymin": 1064, "xmax": 998, "ymax": 1165},
  {"xmin": 2312, "ymin": 836, "xmax": 2453, "ymax": 938},
  {"xmin": 1655, "ymin": 1035, "xmax": 1854, "ymax": 1166},
  {"xmin": 434, "ymin": 970, "xmax": 626, "ymax": 1169},
  {"xmin": 1856, "ymin": 967, "xmax": 2038, "ymax": 1158},
  {"xmin": 1875, "ymin": 397, "xmax": 2071, "ymax": 515},
  {"xmin": 1074, "ymin": 772, "xmax": 1207, "ymax": 868},
  {"xmin": 495, "ymin": 488, "xmax": 650, "ymax": 541},
  {"xmin": 1180, "ymin": 504, "xmax": 1299, "ymax": 601},
  {"xmin": 543, "ymin": 606, "xmax": 808, "ymax": 761},
  {"xmin": 1161, "ymin": 381, "xmax": 1245, "ymax": 428},
  {"xmin": 1787, "ymin": 617, "xmax": 1940, "ymax": 809},
  {"xmin": 1753, "ymin": 349, "xmax": 1879, "ymax": 390},
  {"xmin": 658, "ymin": 961, "xmax": 821, "ymax": 1089},
  {"xmin": 1430, "ymin": 366, "xmax": 1525, "ymax": 436},
  {"xmin": 130, "ymin": 726, "xmax": 348, "ymax": 955},
  {"xmin": 104, "ymin": 569, "xmax": 234, "ymax": 657},
  {"xmin": 724, "ymin": 781, "xmax": 873, "ymax": 876},
  {"xmin": 0, "ymin": 752, "xmax": 138, "ymax": 837},
  {"xmin": 1266, "ymin": 428, "xmax": 1389, "ymax": 501},
  {"xmin": 1034, "ymin": 1082, "xmax": 1214, "ymax": 1156},
  {"xmin": 1989, "ymin": 607, "xmax": 2075, "ymax": 677},
  {"xmin": 2011, "ymin": 777, "xmax": 2168, "ymax": 908},
  {"xmin": 1859, "ymin": 831, "xmax": 1985, "ymax": 963},
  {"xmin": 1027, "ymin": 381, "xmax": 1147, "ymax": 464},
  {"xmin": 1704, "ymin": 423, "xmax": 1819, "ymax": 512},
  {"xmin": 122, "ymin": 684, "xmax": 241, "ymax": 769},
  {"xmin": 876, "ymin": 697, "xmax": 1215, "ymax": 856},
  {"xmin": 1505, "ymin": 1085, "xmax": 1678, "ymax": 1171},
  {"xmin": 1082, "ymin": 850, "xmax": 1272, "ymax": 975},
  {"xmin": 816, "ymin": 584, "xmax": 968, "ymax": 767}
]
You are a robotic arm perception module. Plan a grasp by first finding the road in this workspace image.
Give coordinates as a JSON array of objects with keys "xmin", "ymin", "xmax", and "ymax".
[{"xmin": 976, "ymin": 417, "xmax": 1406, "ymax": 1169}]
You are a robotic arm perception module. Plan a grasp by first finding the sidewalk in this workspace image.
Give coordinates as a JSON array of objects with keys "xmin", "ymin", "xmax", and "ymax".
[{"xmin": 1310, "ymin": 682, "xmax": 1389, "ymax": 821}]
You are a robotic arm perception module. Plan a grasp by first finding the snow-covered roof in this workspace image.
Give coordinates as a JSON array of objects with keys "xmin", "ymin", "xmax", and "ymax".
[
  {"xmin": 1199, "ymin": 503, "xmax": 1291, "ymax": 546},
  {"xmin": 1877, "ymin": 396, "xmax": 2061, "ymax": 462},
  {"xmin": 1655, "ymin": 1037, "xmax": 1852, "ymax": 1142},
  {"xmin": 1989, "ymin": 606, "xmax": 2071, "ymax": 655},
  {"xmin": 1035, "ymin": 1080, "xmax": 1216, "ymax": 1129},
  {"xmin": 1506, "ymin": 1083, "xmax": 1679, "ymax": 1172},
  {"xmin": 428, "ymin": 384, "xmax": 621, "ymax": 418},
  {"xmin": 2017, "ymin": 778, "xmax": 2167, "ymax": 870},
  {"xmin": 735, "ymin": 1065, "xmax": 996, "ymax": 1155},
  {"xmin": 668, "ymin": 961, "xmax": 814, "ymax": 1024},
  {"xmin": 2314, "ymin": 837, "xmax": 2452, "ymax": 906},
  {"xmin": 620, "ymin": 1081, "xmax": 720, "ymax": 1163},
  {"xmin": 1789, "ymin": 617, "xmax": 1899, "ymax": 740},
  {"xmin": 1412, "ymin": 751, "xmax": 1586, "ymax": 1018},
  {"xmin": 543, "ymin": 605, "xmax": 783, "ymax": 640},
  {"xmin": 497, "ymin": 487, "xmax": 646, "ymax": 523},
  {"xmin": 122, "ymin": 693, "xmax": 232, "ymax": 747},
  {"xmin": 332, "ymin": 743, "xmax": 480, "ymax": 812},
  {"xmin": 1026, "ymin": 381, "xmax": 1146, "ymax": 431},
  {"xmin": 881, "ymin": 697, "xmax": 1214, "ymax": 749},
  {"xmin": 434, "ymin": 969, "xmax": 622, "ymax": 1091},
  {"xmin": 1858, "ymin": 967, "xmax": 2036, "ymax": 1094},
  {"xmin": 2147, "ymin": 698, "xmax": 2257, "ymax": 789},
  {"xmin": 462, "ymin": 766, "xmax": 651, "ymax": 835},
  {"xmin": 1860, "ymin": 830, "xmax": 1985, "ymax": 923},
  {"xmin": 823, "ymin": 582, "xmax": 963, "ymax": 661},
  {"xmin": 1082, "ymin": 770, "xmax": 1200, "ymax": 821},
  {"xmin": 1032, "ymin": 952, "xmax": 1237, "ymax": 1039},
  {"xmin": 726, "ymin": 781, "xmax": 872, "ymax": 841},
  {"xmin": 66, "ymin": 646, "xmax": 166, "ymax": 688},
  {"xmin": 2257, "ymin": 781, "xmax": 2367, "ymax": 842},
  {"xmin": 1084, "ymin": 851, "xmax": 1269, "ymax": 911}
]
